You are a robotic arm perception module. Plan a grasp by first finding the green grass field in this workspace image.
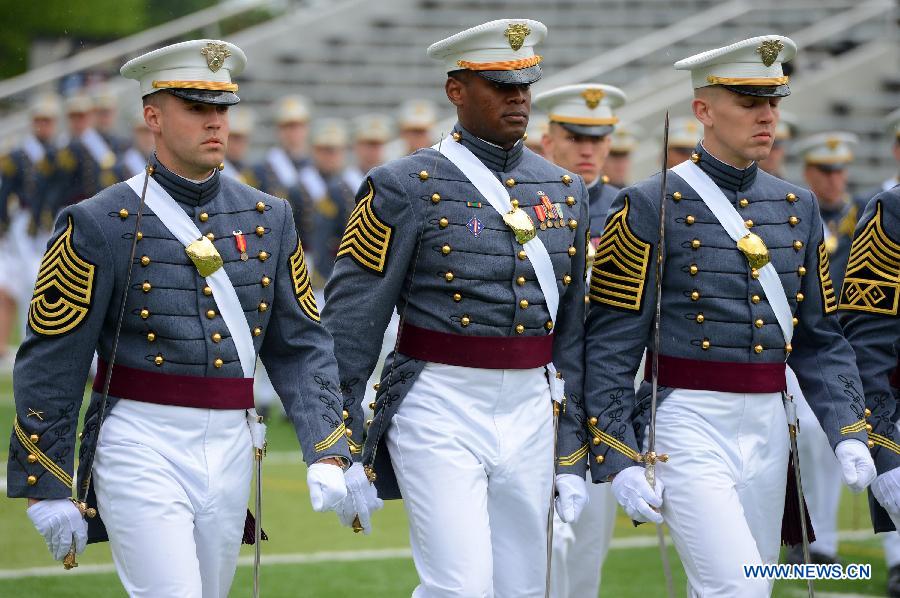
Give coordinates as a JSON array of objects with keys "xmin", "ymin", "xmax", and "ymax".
[{"xmin": 0, "ymin": 371, "xmax": 893, "ymax": 597}]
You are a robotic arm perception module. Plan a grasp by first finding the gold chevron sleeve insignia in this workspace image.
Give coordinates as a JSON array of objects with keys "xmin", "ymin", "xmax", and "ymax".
[
  {"xmin": 588, "ymin": 196, "xmax": 651, "ymax": 311},
  {"xmin": 817, "ymin": 241, "xmax": 838, "ymax": 314},
  {"xmin": 558, "ymin": 444, "xmax": 588, "ymax": 467},
  {"xmin": 839, "ymin": 201, "xmax": 900, "ymax": 316},
  {"xmin": 14, "ymin": 418, "xmax": 73, "ymax": 488},
  {"xmin": 28, "ymin": 216, "xmax": 96, "ymax": 336},
  {"xmin": 336, "ymin": 178, "xmax": 392, "ymax": 275},
  {"xmin": 289, "ymin": 237, "xmax": 320, "ymax": 323}
]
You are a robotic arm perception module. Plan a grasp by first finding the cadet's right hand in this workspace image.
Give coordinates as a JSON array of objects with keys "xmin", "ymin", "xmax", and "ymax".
[
  {"xmin": 335, "ymin": 463, "xmax": 384, "ymax": 535},
  {"xmin": 610, "ymin": 465, "xmax": 664, "ymax": 524},
  {"xmin": 306, "ymin": 462, "xmax": 348, "ymax": 512},
  {"xmin": 872, "ymin": 467, "xmax": 900, "ymax": 525},
  {"xmin": 26, "ymin": 499, "xmax": 88, "ymax": 561}
]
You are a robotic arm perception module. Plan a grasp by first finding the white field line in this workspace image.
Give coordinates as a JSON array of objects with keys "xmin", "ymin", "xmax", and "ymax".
[{"xmin": 0, "ymin": 529, "xmax": 882, "ymax": 580}]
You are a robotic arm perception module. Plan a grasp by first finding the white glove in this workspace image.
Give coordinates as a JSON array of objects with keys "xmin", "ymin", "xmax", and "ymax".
[
  {"xmin": 872, "ymin": 468, "xmax": 900, "ymax": 522},
  {"xmin": 306, "ymin": 462, "xmax": 347, "ymax": 512},
  {"xmin": 555, "ymin": 474, "xmax": 589, "ymax": 523},
  {"xmin": 26, "ymin": 499, "xmax": 88, "ymax": 561},
  {"xmin": 835, "ymin": 439, "xmax": 877, "ymax": 493},
  {"xmin": 611, "ymin": 466, "xmax": 664, "ymax": 524},
  {"xmin": 335, "ymin": 463, "xmax": 384, "ymax": 535}
]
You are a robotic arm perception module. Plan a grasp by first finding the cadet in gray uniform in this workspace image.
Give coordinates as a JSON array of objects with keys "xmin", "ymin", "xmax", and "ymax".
[
  {"xmin": 585, "ymin": 36, "xmax": 876, "ymax": 595},
  {"xmin": 533, "ymin": 82, "xmax": 625, "ymax": 598},
  {"xmin": 323, "ymin": 19, "xmax": 590, "ymax": 597},
  {"xmin": 8, "ymin": 40, "xmax": 355, "ymax": 598}
]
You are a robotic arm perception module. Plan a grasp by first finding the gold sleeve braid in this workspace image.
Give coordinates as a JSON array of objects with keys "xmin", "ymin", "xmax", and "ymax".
[
  {"xmin": 839, "ymin": 201, "xmax": 900, "ymax": 316},
  {"xmin": 588, "ymin": 196, "xmax": 652, "ymax": 311},
  {"xmin": 288, "ymin": 237, "xmax": 320, "ymax": 323},
  {"xmin": 817, "ymin": 242, "xmax": 838, "ymax": 314},
  {"xmin": 558, "ymin": 444, "xmax": 588, "ymax": 467},
  {"xmin": 28, "ymin": 216, "xmax": 96, "ymax": 336},
  {"xmin": 14, "ymin": 418, "xmax": 73, "ymax": 488},
  {"xmin": 314, "ymin": 422, "xmax": 346, "ymax": 453},
  {"xmin": 336, "ymin": 178, "xmax": 392, "ymax": 275}
]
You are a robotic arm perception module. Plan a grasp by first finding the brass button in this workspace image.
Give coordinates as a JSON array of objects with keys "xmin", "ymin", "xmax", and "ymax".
[
  {"xmin": 797, "ymin": 266, "xmax": 806, "ymax": 276},
  {"xmin": 568, "ymin": 219, "xmax": 577, "ymax": 230},
  {"xmin": 751, "ymin": 268, "xmax": 759, "ymax": 279},
  {"xmin": 701, "ymin": 339, "xmax": 710, "ymax": 350},
  {"xmin": 441, "ymin": 244, "xmax": 451, "ymax": 255},
  {"xmin": 786, "ymin": 193, "xmax": 797, "ymax": 202},
  {"xmin": 515, "ymin": 324, "xmax": 525, "ymax": 334},
  {"xmin": 252, "ymin": 326, "xmax": 262, "ymax": 337},
  {"xmin": 751, "ymin": 294, "xmax": 761, "ymax": 304},
  {"xmin": 695, "ymin": 313, "xmax": 705, "ymax": 323},
  {"xmin": 690, "ymin": 152, "xmax": 700, "ymax": 163},
  {"xmin": 589, "ymin": 417, "xmax": 598, "ymax": 426},
  {"xmin": 691, "ymin": 239, "xmax": 701, "ymax": 249},
  {"xmin": 118, "ymin": 208, "xmax": 129, "ymax": 219},
  {"xmin": 261, "ymin": 276, "xmax": 270, "ymax": 287},
  {"xmin": 27, "ymin": 453, "xmax": 37, "ymax": 464},
  {"xmin": 258, "ymin": 251, "xmax": 269, "ymax": 261},
  {"xmin": 368, "ymin": 402, "xmax": 376, "ymax": 410},
  {"xmin": 544, "ymin": 320, "xmax": 554, "ymax": 331},
  {"xmin": 755, "ymin": 319, "xmax": 764, "ymax": 329},
  {"xmin": 136, "ymin": 231, "xmax": 143, "ymax": 241},
  {"xmin": 672, "ymin": 191, "xmax": 682, "ymax": 201},
  {"xmin": 690, "ymin": 290, "xmax": 700, "ymax": 301},
  {"xmin": 519, "ymin": 299, "xmax": 529, "ymax": 309},
  {"xmin": 27, "ymin": 475, "xmax": 37, "ymax": 486},
  {"xmin": 258, "ymin": 302, "xmax": 268, "ymax": 312},
  {"xmin": 510, "ymin": 199, "xmax": 519, "ymax": 208},
  {"xmin": 199, "ymin": 212, "xmax": 209, "ymax": 222},
  {"xmin": 517, "ymin": 276, "xmax": 526, "ymax": 286},
  {"xmin": 345, "ymin": 428, "xmax": 353, "ymax": 438},
  {"xmin": 461, "ymin": 315, "xmax": 470, "ymax": 327},
  {"xmin": 206, "ymin": 309, "xmax": 216, "ymax": 319},
  {"xmin": 140, "ymin": 309, "xmax": 150, "ymax": 319},
  {"xmin": 796, "ymin": 292, "xmax": 804, "ymax": 302},
  {"xmin": 563, "ymin": 274, "xmax": 572, "ymax": 285},
  {"xmin": 154, "ymin": 354, "xmax": 164, "ymax": 366},
  {"xmin": 744, "ymin": 219, "xmax": 753, "ymax": 229},
  {"xmin": 214, "ymin": 358, "xmax": 224, "ymax": 368},
  {"xmin": 142, "ymin": 281, "xmax": 152, "ymax": 293},
  {"xmin": 255, "ymin": 226, "xmax": 265, "ymax": 237},
  {"xmin": 518, "ymin": 250, "xmax": 527, "ymax": 260},
  {"xmin": 453, "ymin": 293, "xmax": 462, "ymax": 302},
  {"xmin": 865, "ymin": 408, "xmax": 872, "ymax": 418},
  {"xmin": 567, "ymin": 246, "xmax": 577, "ymax": 256},
  {"xmin": 141, "ymin": 255, "xmax": 151, "ymax": 266},
  {"xmin": 566, "ymin": 196, "xmax": 575, "ymax": 206},
  {"xmin": 431, "ymin": 193, "xmax": 441, "ymax": 204},
  {"xmin": 342, "ymin": 410, "xmax": 349, "ymax": 420},
  {"xmin": 754, "ymin": 344, "xmax": 763, "ymax": 354},
  {"xmin": 602, "ymin": 175, "xmax": 610, "ymax": 184},
  {"xmin": 561, "ymin": 174, "xmax": 572, "ymax": 185},
  {"xmin": 866, "ymin": 423, "xmax": 874, "ymax": 433},
  {"xmin": 418, "ymin": 170, "xmax": 429, "ymax": 181},
  {"xmin": 256, "ymin": 201, "xmax": 266, "ymax": 212},
  {"xmin": 439, "ymin": 217, "xmax": 449, "ymax": 228},
  {"xmin": 212, "ymin": 332, "xmax": 222, "ymax": 343},
  {"xmin": 785, "ymin": 343, "xmax": 793, "ymax": 354},
  {"xmin": 29, "ymin": 434, "xmax": 39, "ymax": 443},
  {"xmin": 793, "ymin": 240, "xmax": 803, "ymax": 251},
  {"xmin": 689, "ymin": 264, "xmax": 699, "ymax": 276},
  {"xmin": 373, "ymin": 383, "xmax": 380, "ymax": 391},
  {"xmin": 205, "ymin": 232, "xmax": 215, "ymax": 241},
  {"xmin": 792, "ymin": 317, "xmax": 799, "ymax": 326},
  {"xmin": 868, "ymin": 440, "xmax": 876, "ymax": 449},
  {"xmin": 146, "ymin": 332, "xmax": 156, "ymax": 342},
  {"xmin": 365, "ymin": 419, "xmax": 372, "ymax": 427},
  {"xmin": 739, "ymin": 198, "xmax": 749, "ymax": 208},
  {"xmin": 592, "ymin": 436, "xmax": 601, "ymax": 446},
  {"xmin": 685, "ymin": 215, "xmax": 695, "ymax": 225},
  {"xmin": 595, "ymin": 455, "xmax": 605, "ymax": 464},
  {"xmin": 452, "ymin": 132, "xmax": 461, "ymax": 141},
  {"xmin": 444, "ymin": 271, "xmax": 454, "ymax": 282},
  {"xmin": 788, "ymin": 216, "xmax": 799, "ymax": 226},
  {"xmin": 203, "ymin": 286, "xmax": 212, "ymax": 296}
]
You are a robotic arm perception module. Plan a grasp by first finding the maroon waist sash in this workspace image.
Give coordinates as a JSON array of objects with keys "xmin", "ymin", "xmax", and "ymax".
[
  {"xmin": 644, "ymin": 353, "xmax": 786, "ymax": 393},
  {"xmin": 397, "ymin": 323, "xmax": 554, "ymax": 369}
]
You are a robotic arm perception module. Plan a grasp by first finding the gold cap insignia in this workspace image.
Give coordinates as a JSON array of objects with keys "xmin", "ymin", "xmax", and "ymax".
[
  {"xmin": 756, "ymin": 39, "xmax": 784, "ymax": 68},
  {"xmin": 581, "ymin": 88, "xmax": 605, "ymax": 110},
  {"xmin": 825, "ymin": 137, "xmax": 840, "ymax": 150},
  {"xmin": 504, "ymin": 23, "xmax": 531, "ymax": 51},
  {"xmin": 201, "ymin": 42, "xmax": 232, "ymax": 73}
]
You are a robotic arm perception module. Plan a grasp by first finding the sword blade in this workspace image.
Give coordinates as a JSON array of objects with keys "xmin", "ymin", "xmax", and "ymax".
[{"xmin": 254, "ymin": 450, "xmax": 262, "ymax": 598}]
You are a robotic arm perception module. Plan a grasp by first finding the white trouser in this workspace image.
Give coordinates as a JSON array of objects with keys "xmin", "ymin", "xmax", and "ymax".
[
  {"xmin": 656, "ymin": 388, "xmax": 789, "ymax": 598},
  {"xmin": 386, "ymin": 362, "xmax": 554, "ymax": 598},
  {"xmin": 93, "ymin": 399, "xmax": 252, "ymax": 598},
  {"xmin": 550, "ymin": 475, "xmax": 616, "ymax": 598},
  {"xmin": 884, "ymin": 421, "xmax": 900, "ymax": 567},
  {"xmin": 788, "ymin": 368, "xmax": 841, "ymax": 557}
]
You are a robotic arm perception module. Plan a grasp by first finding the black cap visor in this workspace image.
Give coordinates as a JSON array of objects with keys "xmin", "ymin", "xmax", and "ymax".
[
  {"xmin": 722, "ymin": 83, "xmax": 791, "ymax": 98},
  {"xmin": 157, "ymin": 88, "xmax": 241, "ymax": 106},
  {"xmin": 473, "ymin": 64, "xmax": 542, "ymax": 86},
  {"xmin": 558, "ymin": 121, "xmax": 614, "ymax": 138}
]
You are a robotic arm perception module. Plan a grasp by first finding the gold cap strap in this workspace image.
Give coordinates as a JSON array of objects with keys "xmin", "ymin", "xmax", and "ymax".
[
  {"xmin": 550, "ymin": 114, "xmax": 619, "ymax": 126},
  {"xmin": 152, "ymin": 80, "xmax": 239, "ymax": 92},
  {"xmin": 456, "ymin": 55, "xmax": 542, "ymax": 71},
  {"xmin": 706, "ymin": 75, "xmax": 789, "ymax": 86}
]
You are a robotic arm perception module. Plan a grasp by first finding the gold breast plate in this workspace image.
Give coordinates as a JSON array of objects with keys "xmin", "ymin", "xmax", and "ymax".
[
  {"xmin": 502, "ymin": 206, "xmax": 537, "ymax": 245},
  {"xmin": 185, "ymin": 236, "xmax": 223, "ymax": 278},
  {"xmin": 736, "ymin": 232, "xmax": 770, "ymax": 270}
]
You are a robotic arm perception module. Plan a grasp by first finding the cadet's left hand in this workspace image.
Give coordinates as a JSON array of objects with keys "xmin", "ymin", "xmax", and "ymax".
[
  {"xmin": 307, "ymin": 462, "xmax": 348, "ymax": 512},
  {"xmin": 555, "ymin": 474, "xmax": 589, "ymax": 523},
  {"xmin": 835, "ymin": 439, "xmax": 877, "ymax": 493},
  {"xmin": 336, "ymin": 463, "xmax": 384, "ymax": 535}
]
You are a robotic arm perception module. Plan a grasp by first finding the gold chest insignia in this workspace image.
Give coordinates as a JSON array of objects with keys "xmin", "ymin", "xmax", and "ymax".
[
  {"xmin": 185, "ymin": 236, "xmax": 223, "ymax": 277},
  {"xmin": 581, "ymin": 88, "xmax": 605, "ymax": 110},
  {"xmin": 504, "ymin": 23, "xmax": 531, "ymax": 51},
  {"xmin": 502, "ymin": 206, "xmax": 537, "ymax": 245},
  {"xmin": 201, "ymin": 42, "xmax": 232, "ymax": 72},
  {"xmin": 756, "ymin": 39, "xmax": 784, "ymax": 68},
  {"xmin": 736, "ymin": 232, "xmax": 770, "ymax": 269}
]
